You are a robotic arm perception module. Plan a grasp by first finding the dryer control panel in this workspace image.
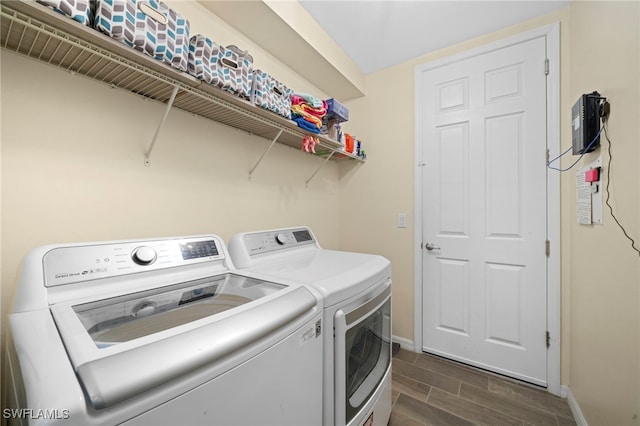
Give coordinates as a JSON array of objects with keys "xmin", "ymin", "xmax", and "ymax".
[
  {"xmin": 42, "ymin": 236, "xmax": 224, "ymax": 287},
  {"xmin": 228, "ymin": 227, "xmax": 318, "ymax": 268}
]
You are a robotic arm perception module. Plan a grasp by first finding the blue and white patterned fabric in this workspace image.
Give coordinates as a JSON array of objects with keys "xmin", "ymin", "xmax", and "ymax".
[
  {"xmin": 94, "ymin": 0, "xmax": 190, "ymax": 72},
  {"xmin": 188, "ymin": 35, "xmax": 253, "ymax": 99},
  {"xmin": 251, "ymin": 70, "xmax": 292, "ymax": 119},
  {"xmin": 36, "ymin": 0, "xmax": 92, "ymax": 25}
]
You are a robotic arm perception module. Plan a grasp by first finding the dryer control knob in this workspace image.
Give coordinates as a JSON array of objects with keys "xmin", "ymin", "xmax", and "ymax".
[
  {"xmin": 132, "ymin": 246, "xmax": 157, "ymax": 265},
  {"xmin": 275, "ymin": 233, "xmax": 288, "ymax": 245}
]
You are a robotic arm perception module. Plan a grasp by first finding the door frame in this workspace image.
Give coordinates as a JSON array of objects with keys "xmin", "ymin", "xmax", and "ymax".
[{"xmin": 413, "ymin": 23, "xmax": 561, "ymax": 396}]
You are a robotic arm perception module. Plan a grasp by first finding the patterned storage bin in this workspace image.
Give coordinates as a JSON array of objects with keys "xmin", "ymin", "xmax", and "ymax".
[
  {"xmin": 251, "ymin": 70, "xmax": 292, "ymax": 119},
  {"xmin": 94, "ymin": 0, "xmax": 190, "ymax": 72},
  {"xmin": 188, "ymin": 35, "xmax": 253, "ymax": 99},
  {"xmin": 36, "ymin": 0, "xmax": 92, "ymax": 26}
]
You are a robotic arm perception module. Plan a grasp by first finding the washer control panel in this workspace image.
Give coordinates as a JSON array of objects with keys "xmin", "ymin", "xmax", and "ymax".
[
  {"xmin": 43, "ymin": 236, "xmax": 222, "ymax": 287},
  {"xmin": 237, "ymin": 228, "xmax": 316, "ymax": 257}
]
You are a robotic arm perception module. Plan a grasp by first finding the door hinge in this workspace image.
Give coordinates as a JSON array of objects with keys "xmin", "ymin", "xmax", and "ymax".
[
  {"xmin": 544, "ymin": 58, "xmax": 550, "ymax": 75},
  {"xmin": 546, "ymin": 149, "xmax": 550, "ymax": 163},
  {"xmin": 546, "ymin": 331, "xmax": 551, "ymax": 348},
  {"xmin": 545, "ymin": 240, "xmax": 550, "ymax": 257}
]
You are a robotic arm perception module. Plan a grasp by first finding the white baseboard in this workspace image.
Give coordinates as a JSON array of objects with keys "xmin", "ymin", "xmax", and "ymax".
[
  {"xmin": 565, "ymin": 386, "xmax": 588, "ymax": 426},
  {"xmin": 392, "ymin": 335, "xmax": 414, "ymax": 351}
]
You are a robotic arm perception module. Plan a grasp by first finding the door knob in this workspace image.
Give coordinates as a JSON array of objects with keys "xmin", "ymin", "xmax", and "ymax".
[{"xmin": 425, "ymin": 242, "xmax": 441, "ymax": 251}]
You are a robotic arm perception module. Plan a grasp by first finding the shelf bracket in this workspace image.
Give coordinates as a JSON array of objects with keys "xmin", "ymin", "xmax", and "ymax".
[
  {"xmin": 144, "ymin": 85, "xmax": 180, "ymax": 166},
  {"xmin": 248, "ymin": 129, "xmax": 283, "ymax": 180},
  {"xmin": 306, "ymin": 151, "xmax": 335, "ymax": 187}
]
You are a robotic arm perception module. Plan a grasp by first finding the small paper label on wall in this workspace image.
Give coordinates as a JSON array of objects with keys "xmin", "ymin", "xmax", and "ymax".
[
  {"xmin": 576, "ymin": 157, "xmax": 603, "ymax": 225},
  {"xmin": 576, "ymin": 171, "xmax": 592, "ymax": 224}
]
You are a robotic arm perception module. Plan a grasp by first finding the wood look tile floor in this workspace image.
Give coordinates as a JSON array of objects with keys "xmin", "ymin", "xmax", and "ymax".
[{"xmin": 390, "ymin": 348, "xmax": 576, "ymax": 426}]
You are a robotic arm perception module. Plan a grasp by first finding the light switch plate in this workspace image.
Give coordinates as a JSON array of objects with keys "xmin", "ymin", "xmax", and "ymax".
[{"xmin": 397, "ymin": 213, "xmax": 407, "ymax": 228}]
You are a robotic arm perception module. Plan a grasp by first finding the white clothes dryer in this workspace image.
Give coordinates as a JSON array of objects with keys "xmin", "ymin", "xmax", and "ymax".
[
  {"xmin": 5, "ymin": 235, "xmax": 323, "ymax": 426},
  {"xmin": 228, "ymin": 227, "xmax": 392, "ymax": 426}
]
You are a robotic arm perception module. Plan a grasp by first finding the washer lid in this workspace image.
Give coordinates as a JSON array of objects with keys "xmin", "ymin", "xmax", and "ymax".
[
  {"xmin": 244, "ymin": 249, "xmax": 391, "ymax": 306},
  {"xmin": 73, "ymin": 273, "xmax": 284, "ymax": 347},
  {"xmin": 50, "ymin": 273, "xmax": 319, "ymax": 410}
]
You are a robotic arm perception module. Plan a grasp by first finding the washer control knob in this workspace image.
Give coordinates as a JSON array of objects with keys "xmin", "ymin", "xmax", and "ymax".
[
  {"xmin": 275, "ymin": 233, "xmax": 288, "ymax": 245},
  {"xmin": 132, "ymin": 246, "xmax": 157, "ymax": 265}
]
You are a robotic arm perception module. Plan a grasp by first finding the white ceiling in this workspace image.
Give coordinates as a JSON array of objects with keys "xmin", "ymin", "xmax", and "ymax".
[{"xmin": 299, "ymin": 0, "xmax": 569, "ymax": 74}]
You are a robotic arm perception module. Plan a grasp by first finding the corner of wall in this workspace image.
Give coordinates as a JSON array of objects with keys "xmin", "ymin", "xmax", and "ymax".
[{"xmin": 565, "ymin": 386, "xmax": 589, "ymax": 426}]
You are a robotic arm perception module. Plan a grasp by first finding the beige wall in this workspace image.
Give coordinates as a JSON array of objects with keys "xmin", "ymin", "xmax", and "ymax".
[
  {"xmin": 342, "ymin": 2, "xmax": 639, "ymax": 424},
  {"xmin": 0, "ymin": 0, "xmax": 343, "ymax": 385},
  {"xmin": 568, "ymin": 1, "xmax": 640, "ymax": 424}
]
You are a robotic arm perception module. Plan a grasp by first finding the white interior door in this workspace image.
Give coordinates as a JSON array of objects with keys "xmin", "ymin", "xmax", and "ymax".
[{"xmin": 418, "ymin": 36, "xmax": 548, "ymax": 385}]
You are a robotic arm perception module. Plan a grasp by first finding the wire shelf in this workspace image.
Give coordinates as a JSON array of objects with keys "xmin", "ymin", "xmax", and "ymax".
[{"xmin": 0, "ymin": 1, "xmax": 363, "ymax": 171}]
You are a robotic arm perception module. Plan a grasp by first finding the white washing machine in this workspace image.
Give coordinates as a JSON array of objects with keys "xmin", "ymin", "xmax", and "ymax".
[
  {"xmin": 5, "ymin": 235, "xmax": 323, "ymax": 426},
  {"xmin": 228, "ymin": 227, "xmax": 392, "ymax": 426}
]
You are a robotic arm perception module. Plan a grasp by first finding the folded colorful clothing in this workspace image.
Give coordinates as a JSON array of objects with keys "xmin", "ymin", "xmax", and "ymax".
[
  {"xmin": 291, "ymin": 95, "xmax": 306, "ymax": 106},
  {"xmin": 292, "ymin": 92, "xmax": 323, "ymax": 109},
  {"xmin": 291, "ymin": 105, "xmax": 323, "ymax": 127},
  {"xmin": 292, "ymin": 115, "xmax": 321, "ymax": 134},
  {"xmin": 291, "ymin": 96, "xmax": 328, "ymax": 117},
  {"xmin": 301, "ymin": 100, "xmax": 327, "ymax": 117},
  {"xmin": 291, "ymin": 112, "xmax": 321, "ymax": 129}
]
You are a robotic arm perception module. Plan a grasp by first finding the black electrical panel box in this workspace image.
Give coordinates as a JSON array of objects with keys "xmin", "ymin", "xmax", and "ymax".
[{"xmin": 572, "ymin": 91, "xmax": 602, "ymax": 155}]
